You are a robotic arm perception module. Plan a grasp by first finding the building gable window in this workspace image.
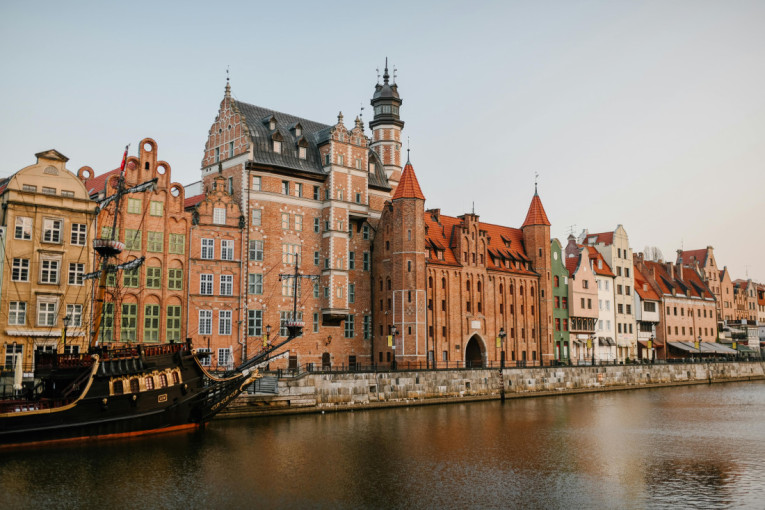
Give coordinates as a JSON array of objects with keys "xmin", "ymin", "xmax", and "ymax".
[
  {"xmin": 213, "ymin": 207, "xmax": 226, "ymax": 225},
  {"xmin": 14, "ymin": 217, "xmax": 32, "ymax": 240}
]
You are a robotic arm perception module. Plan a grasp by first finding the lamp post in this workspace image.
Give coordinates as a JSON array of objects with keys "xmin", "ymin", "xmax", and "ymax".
[
  {"xmin": 262, "ymin": 324, "xmax": 272, "ymax": 351},
  {"xmin": 696, "ymin": 334, "xmax": 702, "ymax": 363},
  {"xmin": 62, "ymin": 315, "xmax": 71, "ymax": 353},
  {"xmin": 591, "ymin": 335, "xmax": 596, "ymax": 366},
  {"xmin": 391, "ymin": 326, "xmax": 398, "ymax": 371},
  {"xmin": 497, "ymin": 327, "xmax": 507, "ymax": 368},
  {"xmin": 648, "ymin": 335, "xmax": 655, "ymax": 364}
]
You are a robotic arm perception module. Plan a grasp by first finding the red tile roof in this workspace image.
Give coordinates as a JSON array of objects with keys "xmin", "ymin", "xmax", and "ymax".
[
  {"xmin": 677, "ymin": 249, "xmax": 707, "ymax": 266},
  {"xmin": 83, "ymin": 167, "xmax": 120, "ymax": 196},
  {"xmin": 424, "ymin": 212, "xmax": 534, "ymax": 274},
  {"xmin": 521, "ymin": 193, "xmax": 550, "ymax": 227},
  {"xmin": 184, "ymin": 194, "xmax": 204, "ymax": 209},
  {"xmin": 565, "ymin": 254, "xmax": 581, "ymax": 276},
  {"xmin": 585, "ymin": 246, "xmax": 615, "ymax": 277},
  {"xmin": 585, "ymin": 231, "xmax": 614, "ymax": 245},
  {"xmin": 392, "ymin": 161, "xmax": 425, "ymax": 200},
  {"xmin": 634, "ymin": 265, "xmax": 660, "ymax": 301},
  {"xmin": 641, "ymin": 261, "xmax": 713, "ymax": 299}
]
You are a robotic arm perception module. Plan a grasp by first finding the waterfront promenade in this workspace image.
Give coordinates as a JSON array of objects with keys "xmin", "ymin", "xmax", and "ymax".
[{"xmin": 222, "ymin": 360, "xmax": 765, "ymax": 419}]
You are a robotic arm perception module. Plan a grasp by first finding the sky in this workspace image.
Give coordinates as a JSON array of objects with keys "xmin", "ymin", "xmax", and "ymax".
[{"xmin": 1, "ymin": 0, "xmax": 763, "ymax": 282}]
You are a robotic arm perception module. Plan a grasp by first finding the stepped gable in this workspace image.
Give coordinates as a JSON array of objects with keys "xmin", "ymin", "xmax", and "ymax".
[
  {"xmin": 521, "ymin": 191, "xmax": 551, "ymax": 227},
  {"xmin": 584, "ymin": 246, "xmax": 615, "ymax": 277},
  {"xmin": 424, "ymin": 211, "xmax": 534, "ymax": 275},
  {"xmin": 392, "ymin": 159, "xmax": 425, "ymax": 200}
]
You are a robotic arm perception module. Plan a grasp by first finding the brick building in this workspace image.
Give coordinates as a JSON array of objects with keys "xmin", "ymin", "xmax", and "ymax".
[
  {"xmin": 83, "ymin": 139, "xmax": 191, "ymax": 346},
  {"xmin": 677, "ymin": 246, "xmax": 730, "ymax": 328},
  {"xmin": 564, "ymin": 236, "xmax": 599, "ymax": 362}
]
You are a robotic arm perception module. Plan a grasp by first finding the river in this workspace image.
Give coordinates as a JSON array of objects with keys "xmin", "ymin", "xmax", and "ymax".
[{"xmin": 2, "ymin": 381, "xmax": 765, "ymax": 509}]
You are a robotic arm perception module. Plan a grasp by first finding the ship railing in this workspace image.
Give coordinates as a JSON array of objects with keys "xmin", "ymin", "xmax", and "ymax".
[{"xmin": 33, "ymin": 353, "xmax": 95, "ymax": 371}]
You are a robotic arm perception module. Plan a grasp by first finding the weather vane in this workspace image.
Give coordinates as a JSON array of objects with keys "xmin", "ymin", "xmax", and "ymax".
[
  {"xmin": 393, "ymin": 65, "xmax": 397, "ymax": 84},
  {"xmin": 376, "ymin": 67, "xmax": 380, "ymax": 84}
]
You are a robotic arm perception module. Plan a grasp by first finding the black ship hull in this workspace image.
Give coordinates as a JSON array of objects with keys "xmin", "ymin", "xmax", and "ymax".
[{"xmin": 0, "ymin": 343, "xmax": 257, "ymax": 447}]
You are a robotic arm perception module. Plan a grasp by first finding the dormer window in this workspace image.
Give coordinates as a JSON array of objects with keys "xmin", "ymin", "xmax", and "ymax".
[
  {"xmin": 294, "ymin": 123, "xmax": 303, "ymax": 137},
  {"xmin": 269, "ymin": 119, "xmax": 276, "ymax": 130},
  {"xmin": 299, "ymin": 146, "xmax": 306, "ymax": 159},
  {"xmin": 273, "ymin": 140, "xmax": 282, "ymax": 154}
]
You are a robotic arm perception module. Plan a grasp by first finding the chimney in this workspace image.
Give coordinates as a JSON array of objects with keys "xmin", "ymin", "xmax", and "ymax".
[
  {"xmin": 676, "ymin": 249, "xmax": 683, "ymax": 264},
  {"xmin": 666, "ymin": 262, "xmax": 674, "ymax": 280},
  {"xmin": 676, "ymin": 263, "xmax": 684, "ymax": 281}
]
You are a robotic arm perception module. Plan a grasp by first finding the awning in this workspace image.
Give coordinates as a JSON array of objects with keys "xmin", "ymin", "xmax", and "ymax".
[
  {"xmin": 598, "ymin": 337, "xmax": 615, "ymax": 346},
  {"xmin": 5, "ymin": 328, "xmax": 86, "ymax": 337},
  {"xmin": 668, "ymin": 342, "xmax": 698, "ymax": 353},
  {"xmin": 668, "ymin": 341, "xmax": 738, "ymax": 354}
]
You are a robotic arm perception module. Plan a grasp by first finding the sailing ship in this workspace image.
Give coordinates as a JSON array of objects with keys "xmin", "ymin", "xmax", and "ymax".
[{"xmin": 0, "ymin": 146, "xmax": 304, "ymax": 446}]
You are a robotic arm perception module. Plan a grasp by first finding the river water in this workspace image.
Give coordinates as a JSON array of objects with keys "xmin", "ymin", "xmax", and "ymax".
[{"xmin": 2, "ymin": 381, "xmax": 765, "ymax": 509}]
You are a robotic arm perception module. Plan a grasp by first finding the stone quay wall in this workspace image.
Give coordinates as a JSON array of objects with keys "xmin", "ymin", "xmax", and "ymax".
[{"xmin": 219, "ymin": 361, "xmax": 765, "ymax": 419}]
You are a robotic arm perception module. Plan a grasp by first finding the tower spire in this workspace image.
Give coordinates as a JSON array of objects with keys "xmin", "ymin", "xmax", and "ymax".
[{"xmin": 383, "ymin": 57, "xmax": 390, "ymax": 84}]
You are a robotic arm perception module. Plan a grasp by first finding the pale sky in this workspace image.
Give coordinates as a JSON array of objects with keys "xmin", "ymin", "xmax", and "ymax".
[{"xmin": 1, "ymin": 1, "xmax": 763, "ymax": 282}]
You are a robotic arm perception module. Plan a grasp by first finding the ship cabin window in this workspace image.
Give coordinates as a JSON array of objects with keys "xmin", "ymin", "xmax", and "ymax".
[
  {"xmin": 159, "ymin": 373, "xmax": 168, "ymax": 388},
  {"xmin": 172, "ymin": 372, "xmax": 180, "ymax": 385},
  {"xmin": 130, "ymin": 378, "xmax": 140, "ymax": 393},
  {"xmin": 113, "ymin": 380, "xmax": 124, "ymax": 395},
  {"xmin": 145, "ymin": 376, "xmax": 155, "ymax": 390}
]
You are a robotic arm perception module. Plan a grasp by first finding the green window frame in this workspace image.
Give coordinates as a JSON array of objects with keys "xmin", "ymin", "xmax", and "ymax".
[
  {"xmin": 147, "ymin": 231, "xmax": 163, "ymax": 252},
  {"xmin": 127, "ymin": 198, "xmax": 142, "ymax": 214},
  {"xmin": 100, "ymin": 303, "xmax": 114, "ymax": 342},
  {"xmin": 144, "ymin": 304, "xmax": 160, "ymax": 342},
  {"xmin": 168, "ymin": 268, "xmax": 183, "ymax": 290},
  {"xmin": 146, "ymin": 267, "xmax": 161, "ymax": 289},
  {"xmin": 150, "ymin": 201, "xmax": 164, "ymax": 216},
  {"xmin": 121, "ymin": 303, "xmax": 137, "ymax": 342},
  {"xmin": 166, "ymin": 305, "xmax": 182, "ymax": 341},
  {"xmin": 169, "ymin": 233, "xmax": 185, "ymax": 254},
  {"xmin": 124, "ymin": 229, "xmax": 141, "ymax": 250},
  {"xmin": 123, "ymin": 267, "xmax": 139, "ymax": 288},
  {"xmin": 248, "ymin": 273, "xmax": 263, "ymax": 295}
]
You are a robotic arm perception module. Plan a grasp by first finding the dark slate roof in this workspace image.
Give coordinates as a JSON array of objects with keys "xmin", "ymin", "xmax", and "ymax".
[
  {"xmin": 234, "ymin": 101, "xmax": 330, "ymax": 176},
  {"xmin": 367, "ymin": 150, "xmax": 390, "ymax": 190}
]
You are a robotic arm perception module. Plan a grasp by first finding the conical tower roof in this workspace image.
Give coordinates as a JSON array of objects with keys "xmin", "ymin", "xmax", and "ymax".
[
  {"xmin": 392, "ymin": 157, "xmax": 425, "ymax": 200},
  {"xmin": 521, "ymin": 189, "xmax": 550, "ymax": 227}
]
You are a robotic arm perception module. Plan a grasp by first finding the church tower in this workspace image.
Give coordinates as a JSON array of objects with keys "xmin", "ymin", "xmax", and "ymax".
[
  {"xmin": 369, "ymin": 59, "xmax": 404, "ymax": 192},
  {"xmin": 521, "ymin": 185, "xmax": 554, "ymax": 365}
]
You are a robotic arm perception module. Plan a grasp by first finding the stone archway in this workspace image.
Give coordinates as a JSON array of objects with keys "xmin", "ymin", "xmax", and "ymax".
[{"xmin": 465, "ymin": 335, "xmax": 485, "ymax": 368}]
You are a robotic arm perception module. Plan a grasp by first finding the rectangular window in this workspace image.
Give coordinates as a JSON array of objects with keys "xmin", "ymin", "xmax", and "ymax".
[
  {"xmin": 147, "ymin": 231, "xmax": 163, "ymax": 252},
  {"xmin": 273, "ymin": 140, "xmax": 282, "ymax": 154},
  {"xmin": 8, "ymin": 302, "xmax": 26, "ymax": 326},
  {"xmin": 218, "ymin": 348, "xmax": 233, "ymax": 370},
  {"xmin": 345, "ymin": 315, "xmax": 355, "ymax": 338},
  {"xmin": 281, "ymin": 213, "xmax": 290, "ymax": 230},
  {"xmin": 249, "ymin": 240, "xmax": 264, "ymax": 261},
  {"xmin": 313, "ymin": 282, "xmax": 320, "ymax": 298},
  {"xmin": 150, "ymin": 201, "xmax": 164, "ymax": 216},
  {"xmin": 144, "ymin": 304, "xmax": 160, "ymax": 342},
  {"xmin": 121, "ymin": 303, "xmax": 137, "ymax": 341},
  {"xmin": 14, "ymin": 216, "xmax": 32, "ymax": 240},
  {"xmin": 37, "ymin": 300, "xmax": 57, "ymax": 326},
  {"xmin": 220, "ymin": 274, "xmax": 234, "ymax": 295},
  {"xmin": 127, "ymin": 198, "xmax": 142, "ymax": 214},
  {"xmin": 279, "ymin": 311, "xmax": 303, "ymax": 336},
  {"xmin": 248, "ymin": 273, "xmax": 263, "ymax": 294},
  {"xmin": 313, "ymin": 218, "xmax": 320, "ymax": 232},
  {"xmin": 168, "ymin": 268, "xmax": 183, "ymax": 290},
  {"xmin": 252, "ymin": 175, "xmax": 261, "ymax": 191},
  {"xmin": 201, "ymin": 238, "xmax": 214, "ymax": 259},
  {"xmin": 219, "ymin": 311, "xmax": 232, "ymax": 335},
  {"xmin": 200, "ymin": 274, "xmax": 214, "ymax": 295},
  {"xmin": 40, "ymin": 259, "xmax": 60, "ymax": 284},
  {"xmin": 349, "ymin": 283, "xmax": 355, "ymax": 303},
  {"xmin": 363, "ymin": 225, "xmax": 369, "ymax": 240},
  {"xmin": 252, "ymin": 209, "xmax": 261, "ymax": 226},
  {"xmin": 281, "ymin": 278, "xmax": 301, "ymax": 297},
  {"xmin": 215, "ymin": 147, "xmax": 220, "ymax": 162},
  {"xmin": 314, "ymin": 251, "xmax": 320, "ymax": 266},
  {"xmin": 199, "ymin": 310, "xmax": 212, "ymax": 335},
  {"xmin": 99, "ymin": 303, "xmax": 114, "ymax": 342},
  {"xmin": 213, "ymin": 207, "xmax": 226, "ymax": 225},
  {"xmin": 221, "ymin": 240, "xmax": 234, "ymax": 260},
  {"xmin": 625, "ymin": 286, "xmax": 631, "ymax": 296},
  {"xmin": 617, "ymin": 284, "xmax": 623, "ymax": 295},
  {"xmin": 71, "ymin": 223, "xmax": 87, "ymax": 245},
  {"xmin": 313, "ymin": 186, "xmax": 320, "ymax": 200},
  {"xmin": 247, "ymin": 310, "xmax": 263, "ymax": 336},
  {"xmin": 626, "ymin": 304, "xmax": 632, "ymax": 314},
  {"xmin": 296, "ymin": 183, "xmax": 303, "ymax": 197},
  {"xmin": 124, "ymin": 228, "xmax": 141, "ymax": 250},
  {"xmin": 363, "ymin": 252, "xmax": 370, "ymax": 271},
  {"xmin": 355, "ymin": 192, "xmax": 361, "ymax": 204},
  {"xmin": 167, "ymin": 305, "xmax": 182, "ymax": 341},
  {"xmin": 198, "ymin": 348, "xmax": 211, "ymax": 366},
  {"xmin": 22, "ymin": 184, "xmax": 36, "ymax": 192},
  {"xmin": 313, "ymin": 312, "xmax": 319, "ymax": 333},
  {"xmin": 229, "ymin": 141, "xmax": 234, "ymax": 158},
  {"xmin": 295, "ymin": 215, "xmax": 303, "ymax": 231},
  {"xmin": 169, "ymin": 233, "xmax": 185, "ymax": 254},
  {"xmin": 282, "ymin": 181, "xmax": 289, "ymax": 195},
  {"xmin": 68, "ymin": 263, "xmax": 84, "ymax": 286},
  {"xmin": 123, "ymin": 267, "xmax": 139, "ymax": 288},
  {"xmin": 617, "ymin": 304, "xmax": 624, "ymax": 314},
  {"xmin": 42, "ymin": 218, "xmax": 62, "ymax": 243},
  {"xmin": 299, "ymin": 146, "xmax": 307, "ymax": 160},
  {"xmin": 11, "ymin": 258, "xmax": 29, "ymax": 281},
  {"xmin": 363, "ymin": 315, "xmax": 371, "ymax": 340},
  {"xmin": 349, "ymin": 252, "xmax": 355, "ymax": 270},
  {"xmin": 282, "ymin": 243, "xmax": 301, "ymax": 265},
  {"xmin": 146, "ymin": 267, "xmax": 161, "ymax": 289}
]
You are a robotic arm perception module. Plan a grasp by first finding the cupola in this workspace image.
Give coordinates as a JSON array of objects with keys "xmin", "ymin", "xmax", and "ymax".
[{"xmin": 370, "ymin": 58, "xmax": 404, "ymax": 130}]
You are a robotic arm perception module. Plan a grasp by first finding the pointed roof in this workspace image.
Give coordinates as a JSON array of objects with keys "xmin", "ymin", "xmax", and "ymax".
[
  {"xmin": 521, "ymin": 190, "xmax": 550, "ymax": 227},
  {"xmin": 392, "ymin": 159, "xmax": 425, "ymax": 200}
]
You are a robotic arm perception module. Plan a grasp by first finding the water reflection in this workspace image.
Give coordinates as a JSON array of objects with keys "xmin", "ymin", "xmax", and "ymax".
[{"xmin": 2, "ymin": 382, "xmax": 764, "ymax": 509}]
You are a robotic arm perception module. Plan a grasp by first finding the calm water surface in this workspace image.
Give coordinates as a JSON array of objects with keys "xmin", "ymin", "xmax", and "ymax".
[{"xmin": 2, "ymin": 382, "xmax": 765, "ymax": 509}]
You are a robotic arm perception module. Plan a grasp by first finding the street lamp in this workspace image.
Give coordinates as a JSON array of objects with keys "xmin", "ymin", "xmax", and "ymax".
[
  {"xmin": 696, "ymin": 334, "xmax": 702, "ymax": 363},
  {"xmin": 62, "ymin": 315, "xmax": 71, "ymax": 353},
  {"xmin": 648, "ymin": 335, "xmax": 655, "ymax": 364},
  {"xmin": 591, "ymin": 335, "xmax": 596, "ymax": 366},
  {"xmin": 262, "ymin": 324, "xmax": 272, "ymax": 351},
  {"xmin": 391, "ymin": 326, "xmax": 398, "ymax": 371},
  {"xmin": 497, "ymin": 327, "xmax": 507, "ymax": 368}
]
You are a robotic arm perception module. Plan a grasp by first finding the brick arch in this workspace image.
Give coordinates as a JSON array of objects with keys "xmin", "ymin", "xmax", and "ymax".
[{"xmin": 464, "ymin": 334, "xmax": 486, "ymax": 368}]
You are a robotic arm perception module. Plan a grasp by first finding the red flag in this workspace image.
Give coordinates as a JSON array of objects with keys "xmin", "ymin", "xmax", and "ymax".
[{"xmin": 119, "ymin": 145, "xmax": 129, "ymax": 176}]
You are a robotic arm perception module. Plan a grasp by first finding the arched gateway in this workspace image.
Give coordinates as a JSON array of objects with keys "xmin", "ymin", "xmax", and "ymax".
[{"xmin": 465, "ymin": 335, "xmax": 485, "ymax": 368}]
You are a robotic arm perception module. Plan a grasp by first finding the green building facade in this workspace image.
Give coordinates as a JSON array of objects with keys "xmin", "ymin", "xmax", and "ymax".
[{"xmin": 551, "ymin": 239, "xmax": 570, "ymax": 361}]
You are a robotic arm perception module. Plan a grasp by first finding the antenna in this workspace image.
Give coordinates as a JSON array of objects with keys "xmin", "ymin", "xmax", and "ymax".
[
  {"xmin": 376, "ymin": 67, "xmax": 380, "ymax": 84},
  {"xmin": 534, "ymin": 171, "xmax": 539, "ymax": 194},
  {"xmin": 567, "ymin": 224, "xmax": 577, "ymax": 236},
  {"xmin": 472, "ymin": 201, "xmax": 475, "ymax": 215},
  {"xmin": 393, "ymin": 66, "xmax": 397, "ymax": 84}
]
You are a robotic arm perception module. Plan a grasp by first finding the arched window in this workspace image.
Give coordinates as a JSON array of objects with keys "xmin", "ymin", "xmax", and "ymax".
[
  {"xmin": 379, "ymin": 279, "xmax": 383, "ymax": 291},
  {"xmin": 145, "ymin": 376, "xmax": 155, "ymax": 390},
  {"xmin": 531, "ymin": 286, "xmax": 535, "ymax": 297},
  {"xmin": 477, "ymin": 281, "xmax": 482, "ymax": 293},
  {"xmin": 441, "ymin": 278, "xmax": 446, "ymax": 289},
  {"xmin": 172, "ymin": 372, "xmax": 180, "ymax": 384},
  {"xmin": 130, "ymin": 378, "xmax": 139, "ymax": 393},
  {"xmin": 466, "ymin": 281, "xmax": 471, "ymax": 292},
  {"xmin": 554, "ymin": 276, "xmax": 560, "ymax": 287},
  {"xmin": 407, "ymin": 261, "xmax": 412, "ymax": 272},
  {"xmin": 499, "ymin": 283, "xmax": 504, "ymax": 295},
  {"xmin": 510, "ymin": 284, "xmax": 514, "ymax": 295},
  {"xmin": 387, "ymin": 278, "xmax": 391, "ymax": 290},
  {"xmin": 428, "ymin": 277, "xmax": 433, "ymax": 289},
  {"xmin": 159, "ymin": 373, "xmax": 168, "ymax": 388},
  {"xmin": 113, "ymin": 380, "xmax": 124, "ymax": 395},
  {"xmin": 520, "ymin": 285, "xmax": 524, "ymax": 296}
]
